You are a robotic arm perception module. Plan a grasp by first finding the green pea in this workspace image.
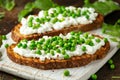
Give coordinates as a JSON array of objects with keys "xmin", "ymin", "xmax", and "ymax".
[
  {"xmin": 22, "ymin": 39, "xmax": 28, "ymax": 43},
  {"xmin": 31, "ymin": 40, "xmax": 35, "ymax": 43},
  {"xmin": 75, "ymin": 32, "xmax": 80, "ymax": 37},
  {"xmin": 110, "ymin": 64, "xmax": 115, "ymax": 70},
  {"xmin": 52, "ymin": 17, "xmax": 58, "ymax": 23},
  {"xmin": 40, "ymin": 18, "xmax": 45, "ymax": 23},
  {"xmin": 70, "ymin": 46, "xmax": 75, "ymax": 51},
  {"xmin": 62, "ymin": 11, "xmax": 67, "ymax": 17},
  {"xmin": 89, "ymin": 35, "xmax": 95, "ymax": 39},
  {"xmin": 59, "ymin": 42, "xmax": 63, "ymax": 47},
  {"xmin": 56, "ymin": 49, "xmax": 61, "ymax": 53},
  {"xmin": 53, "ymin": 13, "xmax": 58, "ymax": 17},
  {"xmin": 61, "ymin": 6, "xmax": 65, "ymax": 12},
  {"xmin": 2, "ymin": 35, "xmax": 7, "ymax": 40},
  {"xmin": 29, "ymin": 16, "xmax": 34, "ymax": 22},
  {"xmin": 89, "ymin": 41, "xmax": 94, "ymax": 46},
  {"xmin": 91, "ymin": 74, "xmax": 97, "ymax": 80},
  {"xmin": 29, "ymin": 43, "xmax": 36, "ymax": 49},
  {"xmin": 70, "ymin": 31, "xmax": 75, "ymax": 35},
  {"xmin": 5, "ymin": 44, "xmax": 9, "ymax": 48},
  {"xmin": 46, "ymin": 18, "xmax": 50, "ymax": 22},
  {"xmin": 35, "ymin": 18, "xmax": 40, "ymax": 22},
  {"xmin": 66, "ymin": 9, "xmax": 70, "ymax": 13},
  {"xmin": 28, "ymin": 21, "xmax": 33, "ymax": 27},
  {"xmin": 37, "ymin": 41, "xmax": 43, "ymax": 45},
  {"xmin": 59, "ymin": 18, "xmax": 65, "ymax": 22},
  {"xmin": 71, "ymin": 42, "xmax": 76, "ymax": 47},
  {"xmin": 22, "ymin": 44, "xmax": 27, "ymax": 49},
  {"xmin": 72, "ymin": 14, "xmax": 76, "ymax": 18},
  {"xmin": 51, "ymin": 41, "xmax": 57, "ymax": 46},
  {"xmin": 40, "ymin": 38, "xmax": 45, "ymax": 42},
  {"xmin": 104, "ymin": 38, "xmax": 108, "ymax": 43},
  {"xmin": 50, "ymin": 50, "xmax": 54, "ymax": 56},
  {"xmin": 33, "ymin": 23, "xmax": 40, "ymax": 29},
  {"xmin": 56, "ymin": 6, "xmax": 62, "ymax": 13},
  {"xmin": 80, "ymin": 38, "xmax": 85, "ymax": 43},
  {"xmin": 44, "ymin": 11, "xmax": 48, "ymax": 16},
  {"xmin": 85, "ymin": 39, "xmax": 91, "ymax": 45},
  {"xmin": 77, "ymin": 39, "xmax": 82, "ymax": 44},
  {"xmin": 37, "ymin": 44, "xmax": 42, "ymax": 49},
  {"xmin": 108, "ymin": 59, "xmax": 113, "ymax": 65},
  {"xmin": 64, "ymin": 54, "xmax": 70, "ymax": 59},
  {"xmin": 29, "ymin": 46, "xmax": 34, "ymax": 50},
  {"xmin": 81, "ymin": 46, "xmax": 86, "ymax": 51},
  {"xmin": 46, "ymin": 50, "xmax": 50, "ymax": 54},
  {"xmin": 81, "ymin": 11, "xmax": 87, "ymax": 16},
  {"xmin": 43, "ymin": 46, "xmax": 47, "ymax": 50},
  {"xmin": 53, "ymin": 46, "xmax": 57, "ymax": 50},
  {"xmin": 63, "ymin": 39, "xmax": 67, "ymax": 43},
  {"xmin": 86, "ymin": 15, "xmax": 89, "ymax": 19},
  {"xmin": 64, "ymin": 43, "xmax": 68, "ymax": 48},
  {"xmin": 17, "ymin": 43, "xmax": 22, "ymax": 48},
  {"xmin": 76, "ymin": 11, "xmax": 81, "ymax": 17},
  {"xmin": 67, "ymin": 13, "xmax": 71, "ymax": 17},
  {"xmin": 84, "ymin": 33, "xmax": 89, "ymax": 38},
  {"xmin": 67, "ymin": 42, "xmax": 71, "ymax": 47},
  {"xmin": 35, "ymin": 49, "xmax": 41, "ymax": 55},
  {"xmin": 46, "ymin": 39, "xmax": 51, "ymax": 44},
  {"xmin": 72, "ymin": 39, "xmax": 77, "ymax": 44},
  {"xmin": 78, "ymin": 31, "xmax": 83, "ymax": 35},
  {"xmin": 50, "ymin": 13, "xmax": 54, "ymax": 17},
  {"xmin": 95, "ymin": 38, "xmax": 101, "ymax": 43},
  {"xmin": 52, "ymin": 36, "xmax": 57, "ymax": 41},
  {"xmin": 63, "ymin": 70, "xmax": 70, "ymax": 76},
  {"xmin": 61, "ymin": 49, "xmax": 66, "ymax": 55}
]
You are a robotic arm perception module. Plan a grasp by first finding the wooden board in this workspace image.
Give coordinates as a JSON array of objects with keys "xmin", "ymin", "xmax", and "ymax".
[{"xmin": 0, "ymin": 29, "xmax": 119, "ymax": 80}]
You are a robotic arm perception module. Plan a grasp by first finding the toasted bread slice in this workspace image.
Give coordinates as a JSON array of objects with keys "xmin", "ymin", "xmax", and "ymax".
[
  {"xmin": 7, "ymin": 34, "xmax": 110, "ymax": 70},
  {"xmin": 11, "ymin": 14, "xmax": 103, "ymax": 42}
]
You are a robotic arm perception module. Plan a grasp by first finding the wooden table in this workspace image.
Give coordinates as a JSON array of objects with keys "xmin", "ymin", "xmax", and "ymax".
[{"xmin": 0, "ymin": 0, "xmax": 120, "ymax": 80}]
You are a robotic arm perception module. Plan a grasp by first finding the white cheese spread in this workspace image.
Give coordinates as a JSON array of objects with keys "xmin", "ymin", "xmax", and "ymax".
[
  {"xmin": 20, "ymin": 6, "xmax": 98, "ymax": 35},
  {"xmin": 13, "ymin": 32, "xmax": 105, "ymax": 61}
]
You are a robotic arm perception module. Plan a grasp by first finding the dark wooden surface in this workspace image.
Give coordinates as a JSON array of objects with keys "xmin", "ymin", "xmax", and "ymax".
[{"xmin": 0, "ymin": 0, "xmax": 120, "ymax": 80}]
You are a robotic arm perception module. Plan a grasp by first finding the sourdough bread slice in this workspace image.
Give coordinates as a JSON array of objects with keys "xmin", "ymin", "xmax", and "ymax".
[{"xmin": 7, "ymin": 33, "xmax": 110, "ymax": 70}]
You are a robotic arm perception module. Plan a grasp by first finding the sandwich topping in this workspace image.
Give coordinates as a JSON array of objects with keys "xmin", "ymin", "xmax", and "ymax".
[
  {"xmin": 20, "ymin": 6, "xmax": 98, "ymax": 35},
  {"xmin": 13, "ymin": 31, "xmax": 107, "ymax": 61}
]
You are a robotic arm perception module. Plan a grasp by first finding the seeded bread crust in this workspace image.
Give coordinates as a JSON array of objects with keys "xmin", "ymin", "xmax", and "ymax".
[
  {"xmin": 11, "ymin": 14, "xmax": 104, "ymax": 42},
  {"xmin": 7, "ymin": 36, "xmax": 110, "ymax": 70}
]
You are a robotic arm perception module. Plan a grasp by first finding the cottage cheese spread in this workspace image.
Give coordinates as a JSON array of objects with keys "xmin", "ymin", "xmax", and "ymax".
[
  {"xmin": 13, "ymin": 32, "xmax": 105, "ymax": 61},
  {"xmin": 20, "ymin": 6, "xmax": 98, "ymax": 35}
]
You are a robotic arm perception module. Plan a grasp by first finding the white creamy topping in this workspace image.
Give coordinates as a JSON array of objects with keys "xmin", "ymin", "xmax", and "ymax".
[
  {"xmin": 20, "ymin": 6, "xmax": 98, "ymax": 35},
  {"xmin": 13, "ymin": 33, "xmax": 105, "ymax": 61}
]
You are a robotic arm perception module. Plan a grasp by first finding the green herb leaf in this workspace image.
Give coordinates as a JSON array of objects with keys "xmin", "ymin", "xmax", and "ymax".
[
  {"xmin": 0, "ymin": 12, "xmax": 5, "ymax": 20},
  {"xmin": 34, "ymin": 0, "xmax": 56, "ymax": 10},
  {"xmin": 84, "ymin": 0, "xmax": 120, "ymax": 16},
  {"xmin": 18, "ymin": 9, "xmax": 33, "ymax": 22},
  {"xmin": 18, "ymin": 0, "xmax": 58, "ymax": 22},
  {"xmin": 110, "ymin": 38, "xmax": 118, "ymax": 42},
  {"xmin": 0, "ymin": 0, "xmax": 15, "ymax": 11},
  {"xmin": 102, "ymin": 19, "xmax": 120, "ymax": 48}
]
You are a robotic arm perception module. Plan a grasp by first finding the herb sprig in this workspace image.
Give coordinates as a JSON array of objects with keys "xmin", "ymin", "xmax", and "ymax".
[
  {"xmin": 0, "ymin": 12, "xmax": 5, "ymax": 20},
  {"xmin": 84, "ymin": 0, "xmax": 120, "ymax": 16},
  {"xmin": 18, "ymin": 0, "xmax": 58, "ymax": 21},
  {"xmin": 0, "ymin": 0, "xmax": 15, "ymax": 11},
  {"xmin": 102, "ymin": 19, "xmax": 120, "ymax": 48}
]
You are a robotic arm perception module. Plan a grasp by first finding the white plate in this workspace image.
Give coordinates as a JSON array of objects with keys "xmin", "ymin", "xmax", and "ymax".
[{"xmin": 0, "ymin": 28, "xmax": 119, "ymax": 80}]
